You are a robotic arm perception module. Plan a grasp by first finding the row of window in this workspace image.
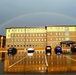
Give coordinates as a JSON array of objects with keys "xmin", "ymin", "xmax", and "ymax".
[
  {"xmin": 51, "ymin": 37, "xmax": 70, "ymax": 41},
  {"xmin": 7, "ymin": 37, "xmax": 70, "ymax": 42},
  {"xmin": 8, "ymin": 32, "xmax": 72, "ymax": 37},
  {"xmin": 7, "ymin": 39, "xmax": 46, "ymax": 42},
  {"xmin": 10, "ymin": 34, "xmax": 46, "ymax": 37},
  {"xmin": 8, "ymin": 29, "xmax": 45, "ymax": 32},
  {"xmin": 7, "ymin": 44, "xmax": 46, "ymax": 47},
  {"xmin": 8, "ymin": 27, "xmax": 71, "ymax": 32}
]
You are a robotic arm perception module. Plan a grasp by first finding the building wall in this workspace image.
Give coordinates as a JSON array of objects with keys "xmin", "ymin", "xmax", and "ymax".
[
  {"xmin": 46, "ymin": 26, "xmax": 76, "ymax": 47},
  {"xmin": 6, "ymin": 26, "xmax": 76, "ymax": 48}
]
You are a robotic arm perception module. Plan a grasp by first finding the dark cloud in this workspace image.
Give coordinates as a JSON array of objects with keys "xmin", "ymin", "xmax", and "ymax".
[{"xmin": 0, "ymin": 0, "xmax": 76, "ymax": 35}]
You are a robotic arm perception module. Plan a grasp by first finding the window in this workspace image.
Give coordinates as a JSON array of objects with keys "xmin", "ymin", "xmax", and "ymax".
[
  {"xmin": 18, "ymin": 39, "xmax": 19, "ymax": 42},
  {"xmin": 39, "ymin": 61, "xmax": 40, "ymax": 64},
  {"xmin": 50, "ymin": 38, "xmax": 52, "ymax": 40},
  {"xmin": 39, "ymin": 39, "xmax": 40, "ymax": 41},
  {"xmin": 14, "ymin": 45, "xmax": 16, "ymax": 47},
  {"xmin": 33, "ymin": 34, "xmax": 34, "ymax": 36},
  {"xmin": 8, "ymin": 29, "xmax": 10, "ymax": 32},
  {"xmin": 17, "ymin": 45, "xmax": 19, "ymax": 47},
  {"xmin": 30, "ymin": 34, "xmax": 31, "ymax": 36},
  {"xmin": 33, "ymin": 39, "xmax": 34, "ymax": 41},
  {"xmin": 7, "ymin": 45, "xmax": 9, "ymax": 47},
  {"xmin": 56, "ymin": 27, "xmax": 60, "ymax": 30},
  {"xmin": 59, "ymin": 38, "xmax": 61, "ymax": 40},
  {"xmin": 65, "ymin": 38, "xmax": 70, "ymax": 40},
  {"xmin": 65, "ymin": 27, "xmax": 69, "ymax": 31},
  {"xmin": 56, "ymin": 38, "xmax": 58, "ymax": 40},
  {"xmin": 44, "ymin": 39, "xmax": 46, "ymax": 41},
  {"xmin": 62, "ymin": 33, "xmax": 63, "ymax": 35},
  {"xmin": 12, "ymin": 29, "xmax": 14, "ymax": 32},
  {"xmin": 36, "ymin": 39, "xmax": 37, "ymax": 41},
  {"xmin": 12, "ymin": 34, "xmax": 14, "ymax": 37},
  {"xmin": 15, "ymin": 39, "xmax": 16, "ymax": 42},
  {"xmin": 42, "ymin": 67, "xmax": 44, "ymax": 70},
  {"xmin": 51, "ymin": 44, "xmax": 52, "ymax": 45},
  {"xmin": 39, "ymin": 67, "xmax": 41, "ymax": 70},
  {"xmin": 30, "ymin": 39, "xmax": 31, "ymax": 41},
  {"xmin": 56, "ymin": 33, "xmax": 58, "ymax": 35},
  {"xmin": 59, "ymin": 33, "xmax": 60, "ymax": 35},
  {"xmin": 21, "ymin": 29, "xmax": 22, "ymax": 32},
  {"xmin": 35, "ymin": 34, "xmax": 37, "ymax": 36},
  {"xmin": 21, "ymin": 34, "xmax": 22, "ymax": 36},
  {"xmin": 62, "ymin": 38, "xmax": 64, "ymax": 40},
  {"xmin": 65, "ymin": 32, "xmax": 69, "ymax": 36},
  {"xmin": 24, "ymin": 34, "xmax": 26, "ymax": 36},
  {"xmin": 41, "ymin": 34, "xmax": 43, "ymax": 36},
  {"xmin": 42, "ymin": 39, "xmax": 43, "ymax": 41},
  {"xmin": 27, "ymin": 39, "xmax": 28, "ymax": 41},
  {"xmin": 18, "ymin": 34, "xmax": 20, "ymax": 36},
  {"xmin": 38, "ymin": 34, "xmax": 40, "ymax": 36},
  {"xmin": 27, "ymin": 34, "xmax": 28, "ymax": 36},
  {"xmin": 18, "ymin": 29, "xmax": 20, "ymax": 32},
  {"xmin": 24, "ymin": 39, "xmax": 25, "ymax": 41},
  {"xmin": 50, "ymin": 33, "xmax": 52, "ymax": 35},
  {"xmin": 44, "ymin": 34, "xmax": 46, "ymax": 36},
  {"xmin": 8, "ymin": 35, "xmax": 10, "ymax": 37},
  {"xmin": 21, "ymin": 39, "xmax": 22, "ymax": 41}
]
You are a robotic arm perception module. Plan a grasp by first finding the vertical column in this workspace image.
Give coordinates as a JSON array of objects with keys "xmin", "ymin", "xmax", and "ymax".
[{"xmin": 1, "ymin": 36, "xmax": 3, "ymax": 48}]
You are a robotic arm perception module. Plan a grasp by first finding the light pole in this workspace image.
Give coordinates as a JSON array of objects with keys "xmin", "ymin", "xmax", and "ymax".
[
  {"xmin": 45, "ymin": 26, "xmax": 48, "ymax": 72},
  {"xmin": 24, "ymin": 26, "xmax": 26, "ymax": 52},
  {"xmin": 45, "ymin": 26, "xmax": 47, "ymax": 47}
]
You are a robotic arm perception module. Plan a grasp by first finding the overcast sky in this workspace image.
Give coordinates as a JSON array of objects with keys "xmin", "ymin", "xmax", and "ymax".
[{"xmin": 0, "ymin": 0, "xmax": 76, "ymax": 35}]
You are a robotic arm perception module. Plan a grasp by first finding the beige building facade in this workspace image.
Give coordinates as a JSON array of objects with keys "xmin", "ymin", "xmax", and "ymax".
[{"xmin": 6, "ymin": 25, "xmax": 76, "ymax": 48}]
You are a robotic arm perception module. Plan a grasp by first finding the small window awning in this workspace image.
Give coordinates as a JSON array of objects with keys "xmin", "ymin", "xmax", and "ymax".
[{"xmin": 60, "ymin": 40, "xmax": 76, "ymax": 44}]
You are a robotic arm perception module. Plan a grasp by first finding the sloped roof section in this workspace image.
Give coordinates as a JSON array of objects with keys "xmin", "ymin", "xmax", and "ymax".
[{"xmin": 60, "ymin": 40, "xmax": 76, "ymax": 44}]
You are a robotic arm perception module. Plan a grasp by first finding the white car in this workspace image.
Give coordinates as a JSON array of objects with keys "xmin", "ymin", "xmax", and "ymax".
[{"xmin": 27, "ymin": 47, "xmax": 34, "ymax": 56}]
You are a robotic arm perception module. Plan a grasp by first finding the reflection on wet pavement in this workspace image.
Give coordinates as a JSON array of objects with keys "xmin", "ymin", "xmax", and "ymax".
[{"xmin": 4, "ymin": 50, "xmax": 76, "ymax": 73}]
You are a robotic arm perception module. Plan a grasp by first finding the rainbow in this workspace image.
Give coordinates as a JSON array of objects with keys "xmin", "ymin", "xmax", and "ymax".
[{"xmin": 0, "ymin": 12, "xmax": 76, "ymax": 28}]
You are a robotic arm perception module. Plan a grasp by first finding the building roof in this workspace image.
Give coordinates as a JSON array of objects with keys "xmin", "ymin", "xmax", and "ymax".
[
  {"xmin": 6, "ymin": 26, "xmax": 45, "ymax": 29},
  {"xmin": 6, "ymin": 25, "xmax": 76, "ymax": 29},
  {"xmin": 60, "ymin": 40, "xmax": 76, "ymax": 44},
  {"xmin": 46, "ymin": 25, "xmax": 76, "ymax": 27}
]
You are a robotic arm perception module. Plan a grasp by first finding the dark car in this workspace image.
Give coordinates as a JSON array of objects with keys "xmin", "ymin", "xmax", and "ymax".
[
  {"xmin": 7, "ymin": 47, "xmax": 17, "ymax": 56},
  {"xmin": 71, "ymin": 44, "xmax": 76, "ymax": 54},
  {"xmin": 54, "ymin": 46, "xmax": 62, "ymax": 55},
  {"xmin": 45, "ymin": 46, "xmax": 52, "ymax": 56}
]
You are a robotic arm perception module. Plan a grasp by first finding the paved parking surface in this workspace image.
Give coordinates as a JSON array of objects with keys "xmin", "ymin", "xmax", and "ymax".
[{"xmin": 3, "ymin": 50, "xmax": 76, "ymax": 73}]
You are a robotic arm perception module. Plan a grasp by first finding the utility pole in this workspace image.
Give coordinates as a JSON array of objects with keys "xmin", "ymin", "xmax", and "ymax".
[
  {"xmin": 24, "ymin": 26, "xmax": 26, "ymax": 52},
  {"xmin": 45, "ymin": 26, "xmax": 47, "ymax": 47}
]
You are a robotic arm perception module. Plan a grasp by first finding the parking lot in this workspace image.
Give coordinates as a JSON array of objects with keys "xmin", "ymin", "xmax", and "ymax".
[{"xmin": 4, "ymin": 50, "xmax": 76, "ymax": 73}]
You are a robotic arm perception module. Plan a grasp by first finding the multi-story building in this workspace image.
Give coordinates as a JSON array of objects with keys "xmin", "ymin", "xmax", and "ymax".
[
  {"xmin": 4, "ymin": 25, "xmax": 76, "ymax": 73},
  {"xmin": 6, "ymin": 25, "xmax": 76, "ymax": 48}
]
